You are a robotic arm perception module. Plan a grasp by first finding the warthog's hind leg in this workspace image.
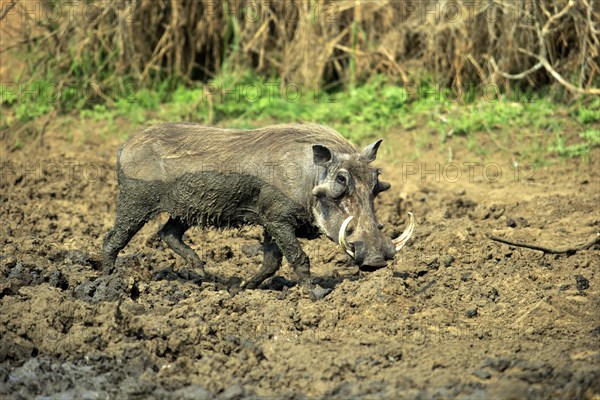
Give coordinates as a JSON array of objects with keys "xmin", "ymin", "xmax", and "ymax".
[
  {"xmin": 158, "ymin": 217, "xmax": 206, "ymax": 277},
  {"xmin": 103, "ymin": 195, "xmax": 153, "ymax": 274}
]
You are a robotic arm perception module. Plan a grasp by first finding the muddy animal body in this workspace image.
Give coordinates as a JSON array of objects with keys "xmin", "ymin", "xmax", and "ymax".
[{"xmin": 103, "ymin": 123, "xmax": 413, "ymax": 292}]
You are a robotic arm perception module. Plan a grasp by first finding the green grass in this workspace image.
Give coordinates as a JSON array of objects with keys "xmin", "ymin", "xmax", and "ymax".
[
  {"xmin": 571, "ymin": 97, "xmax": 600, "ymax": 125},
  {"xmin": 2, "ymin": 70, "xmax": 598, "ymax": 164},
  {"xmin": 72, "ymin": 72, "xmax": 415, "ymax": 142},
  {"xmin": 424, "ymin": 98, "xmax": 568, "ymax": 163},
  {"xmin": 548, "ymin": 129, "xmax": 600, "ymax": 161}
]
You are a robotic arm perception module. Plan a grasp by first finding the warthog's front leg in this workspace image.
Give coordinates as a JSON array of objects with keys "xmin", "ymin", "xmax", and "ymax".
[
  {"xmin": 263, "ymin": 221, "xmax": 331, "ymax": 299},
  {"xmin": 241, "ymin": 232, "xmax": 282, "ymax": 289}
]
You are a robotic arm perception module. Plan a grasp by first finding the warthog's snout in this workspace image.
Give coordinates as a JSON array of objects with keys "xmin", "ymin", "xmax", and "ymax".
[
  {"xmin": 348, "ymin": 240, "xmax": 394, "ymax": 271},
  {"xmin": 339, "ymin": 213, "xmax": 415, "ymax": 272}
]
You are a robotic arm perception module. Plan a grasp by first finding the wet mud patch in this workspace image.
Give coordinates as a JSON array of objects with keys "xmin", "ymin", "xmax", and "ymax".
[{"xmin": 1, "ymin": 127, "xmax": 599, "ymax": 399}]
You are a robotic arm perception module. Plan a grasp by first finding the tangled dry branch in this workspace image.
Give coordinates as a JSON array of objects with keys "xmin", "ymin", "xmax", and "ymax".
[{"xmin": 489, "ymin": 0, "xmax": 600, "ymax": 95}]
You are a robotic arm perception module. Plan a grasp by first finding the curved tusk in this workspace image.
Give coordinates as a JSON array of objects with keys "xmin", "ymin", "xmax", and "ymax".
[
  {"xmin": 393, "ymin": 212, "xmax": 415, "ymax": 252},
  {"xmin": 338, "ymin": 216, "xmax": 355, "ymax": 257}
]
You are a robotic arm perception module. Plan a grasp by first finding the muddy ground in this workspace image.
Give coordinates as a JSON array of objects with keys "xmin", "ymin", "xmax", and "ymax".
[{"xmin": 1, "ymin": 118, "xmax": 599, "ymax": 399}]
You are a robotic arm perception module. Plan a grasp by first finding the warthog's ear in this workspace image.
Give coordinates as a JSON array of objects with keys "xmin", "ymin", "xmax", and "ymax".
[
  {"xmin": 362, "ymin": 139, "xmax": 383, "ymax": 163},
  {"xmin": 313, "ymin": 144, "xmax": 333, "ymax": 167},
  {"xmin": 376, "ymin": 181, "xmax": 391, "ymax": 193}
]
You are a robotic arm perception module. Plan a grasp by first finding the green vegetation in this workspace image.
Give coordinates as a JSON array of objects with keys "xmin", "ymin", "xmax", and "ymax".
[
  {"xmin": 572, "ymin": 97, "xmax": 600, "ymax": 125},
  {"xmin": 548, "ymin": 129, "xmax": 600, "ymax": 161},
  {"xmin": 3, "ymin": 0, "xmax": 597, "ymax": 166},
  {"xmin": 2, "ymin": 70, "xmax": 598, "ymax": 163}
]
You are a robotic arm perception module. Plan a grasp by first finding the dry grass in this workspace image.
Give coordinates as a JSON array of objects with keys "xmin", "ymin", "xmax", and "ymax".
[{"xmin": 2, "ymin": 0, "xmax": 599, "ymax": 98}]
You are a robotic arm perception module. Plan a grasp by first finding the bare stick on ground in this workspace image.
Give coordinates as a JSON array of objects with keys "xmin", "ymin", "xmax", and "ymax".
[{"xmin": 487, "ymin": 234, "xmax": 600, "ymax": 255}]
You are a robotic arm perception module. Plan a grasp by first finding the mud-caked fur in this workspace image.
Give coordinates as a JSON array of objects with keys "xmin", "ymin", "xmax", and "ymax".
[{"xmin": 103, "ymin": 122, "xmax": 393, "ymax": 291}]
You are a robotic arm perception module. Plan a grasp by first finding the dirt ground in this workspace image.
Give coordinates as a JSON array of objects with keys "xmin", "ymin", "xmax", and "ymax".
[{"xmin": 1, "ymin": 117, "xmax": 599, "ymax": 399}]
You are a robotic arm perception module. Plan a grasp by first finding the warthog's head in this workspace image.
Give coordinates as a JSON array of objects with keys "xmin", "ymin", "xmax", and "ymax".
[{"xmin": 311, "ymin": 139, "xmax": 414, "ymax": 271}]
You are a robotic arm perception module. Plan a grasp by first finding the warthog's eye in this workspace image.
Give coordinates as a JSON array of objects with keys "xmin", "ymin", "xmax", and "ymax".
[{"xmin": 330, "ymin": 170, "xmax": 350, "ymax": 198}]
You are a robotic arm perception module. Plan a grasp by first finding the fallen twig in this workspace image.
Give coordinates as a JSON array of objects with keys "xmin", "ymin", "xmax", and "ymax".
[{"xmin": 487, "ymin": 234, "xmax": 600, "ymax": 255}]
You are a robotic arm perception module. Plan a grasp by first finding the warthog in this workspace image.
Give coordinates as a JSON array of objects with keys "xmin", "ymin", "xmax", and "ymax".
[{"xmin": 103, "ymin": 123, "xmax": 414, "ymax": 296}]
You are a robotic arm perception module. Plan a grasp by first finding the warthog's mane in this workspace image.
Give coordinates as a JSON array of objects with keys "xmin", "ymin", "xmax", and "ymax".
[
  {"xmin": 127, "ymin": 122, "xmax": 357, "ymax": 160},
  {"xmin": 118, "ymin": 122, "xmax": 361, "ymax": 185}
]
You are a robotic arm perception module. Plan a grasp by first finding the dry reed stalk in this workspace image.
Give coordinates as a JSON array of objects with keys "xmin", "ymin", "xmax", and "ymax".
[{"xmin": 3, "ymin": 0, "xmax": 597, "ymax": 103}]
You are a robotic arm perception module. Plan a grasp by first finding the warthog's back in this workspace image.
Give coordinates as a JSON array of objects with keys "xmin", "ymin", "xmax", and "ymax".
[{"xmin": 118, "ymin": 122, "xmax": 356, "ymax": 184}]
